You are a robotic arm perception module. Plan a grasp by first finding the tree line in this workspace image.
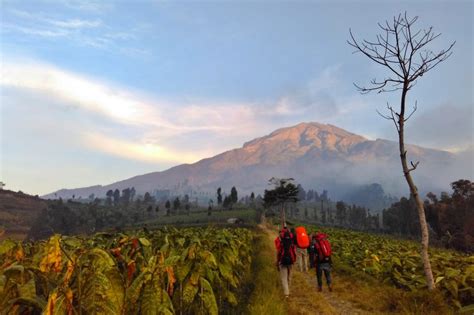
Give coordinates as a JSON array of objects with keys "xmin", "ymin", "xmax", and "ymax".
[{"xmin": 383, "ymin": 179, "xmax": 473, "ymax": 252}]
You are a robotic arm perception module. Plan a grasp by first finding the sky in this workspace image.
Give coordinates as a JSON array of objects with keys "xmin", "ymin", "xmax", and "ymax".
[{"xmin": 0, "ymin": 0, "xmax": 472, "ymax": 195}]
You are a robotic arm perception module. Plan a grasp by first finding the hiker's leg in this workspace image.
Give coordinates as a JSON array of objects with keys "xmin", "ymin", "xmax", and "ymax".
[
  {"xmin": 316, "ymin": 264, "xmax": 323, "ymax": 288},
  {"xmin": 288, "ymin": 265, "xmax": 292, "ymax": 288},
  {"xmin": 296, "ymin": 248, "xmax": 303, "ymax": 271},
  {"xmin": 279, "ymin": 265, "xmax": 289, "ymax": 296},
  {"xmin": 323, "ymin": 265, "xmax": 332, "ymax": 287},
  {"xmin": 302, "ymin": 252, "xmax": 308, "ymax": 272}
]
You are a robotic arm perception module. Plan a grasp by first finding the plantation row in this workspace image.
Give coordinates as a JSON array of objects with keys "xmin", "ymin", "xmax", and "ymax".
[
  {"xmin": 304, "ymin": 225, "xmax": 474, "ymax": 308},
  {"xmin": 0, "ymin": 227, "xmax": 253, "ymax": 314}
]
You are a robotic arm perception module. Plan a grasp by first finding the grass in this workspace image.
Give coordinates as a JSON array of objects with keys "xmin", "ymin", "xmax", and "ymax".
[
  {"xmin": 332, "ymin": 263, "xmax": 453, "ymax": 315},
  {"xmin": 246, "ymin": 227, "xmax": 288, "ymax": 315}
]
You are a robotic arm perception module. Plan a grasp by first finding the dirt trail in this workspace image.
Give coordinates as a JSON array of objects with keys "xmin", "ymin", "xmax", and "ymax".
[{"xmin": 261, "ymin": 224, "xmax": 370, "ymax": 315}]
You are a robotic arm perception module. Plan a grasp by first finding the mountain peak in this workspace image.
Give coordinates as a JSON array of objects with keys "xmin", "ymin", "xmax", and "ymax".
[{"xmin": 242, "ymin": 121, "xmax": 367, "ymax": 153}]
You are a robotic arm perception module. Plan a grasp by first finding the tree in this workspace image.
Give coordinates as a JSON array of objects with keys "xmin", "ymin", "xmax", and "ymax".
[
  {"xmin": 113, "ymin": 189, "xmax": 120, "ymax": 206},
  {"xmin": 230, "ymin": 187, "xmax": 238, "ymax": 204},
  {"xmin": 336, "ymin": 201, "xmax": 347, "ymax": 226},
  {"xmin": 165, "ymin": 200, "xmax": 171, "ymax": 216},
  {"xmin": 183, "ymin": 194, "xmax": 190, "ymax": 204},
  {"xmin": 263, "ymin": 177, "xmax": 299, "ymax": 227},
  {"xmin": 348, "ymin": 12, "xmax": 454, "ymax": 290},
  {"xmin": 121, "ymin": 188, "xmax": 131, "ymax": 205},
  {"xmin": 222, "ymin": 196, "xmax": 231, "ymax": 209},
  {"xmin": 297, "ymin": 184, "xmax": 306, "ymax": 201},
  {"xmin": 217, "ymin": 187, "xmax": 223, "ymax": 206},
  {"xmin": 144, "ymin": 192, "xmax": 152, "ymax": 203},
  {"xmin": 173, "ymin": 197, "xmax": 181, "ymax": 213}
]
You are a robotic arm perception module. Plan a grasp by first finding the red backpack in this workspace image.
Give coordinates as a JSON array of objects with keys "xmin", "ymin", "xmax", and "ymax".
[{"xmin": 315, "ymin": 233, "xmax": 332, "ymax": 261}]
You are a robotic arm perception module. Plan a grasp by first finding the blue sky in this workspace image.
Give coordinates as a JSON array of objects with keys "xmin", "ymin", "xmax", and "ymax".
[{"xmin": 1, "ymin": 0, "xmax": 472, "ymax": 195}]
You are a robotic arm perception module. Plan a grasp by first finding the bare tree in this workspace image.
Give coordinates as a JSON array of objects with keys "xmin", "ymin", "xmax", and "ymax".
[{"xmin": 348, "ymin": 12, "xmax": 455, "ymax": 290}]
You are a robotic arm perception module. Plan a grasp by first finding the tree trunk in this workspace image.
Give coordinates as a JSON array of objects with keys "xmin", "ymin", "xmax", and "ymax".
[{"xmin": 399, "ymin": 85, "xmax": 435, "ymax": 290}]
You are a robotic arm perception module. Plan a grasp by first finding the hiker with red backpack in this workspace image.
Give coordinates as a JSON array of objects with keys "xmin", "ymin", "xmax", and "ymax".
[
  {"xmin": 274, "ymin": 226, "xmax": 297, "ymax": 298},
  {"xmin": 312, "ymin": 231, "xmax": 333, "ymax": 291}
]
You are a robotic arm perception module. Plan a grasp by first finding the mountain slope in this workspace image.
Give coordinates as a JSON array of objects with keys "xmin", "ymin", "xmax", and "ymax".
[
  {"xmin": 0, "ymin": 190, "xmax": 48, "ymax": 240},
  {"xmin": 43, "ymin": 122, "xmax": 464, "ymax": 200}
]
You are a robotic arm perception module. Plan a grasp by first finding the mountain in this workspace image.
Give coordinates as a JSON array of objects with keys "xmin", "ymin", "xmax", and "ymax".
[{"xmin": 43, "ymin": 122, "xmax": 466, "ymax": 201}]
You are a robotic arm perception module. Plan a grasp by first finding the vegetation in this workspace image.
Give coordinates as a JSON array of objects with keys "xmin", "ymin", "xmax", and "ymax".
[
  {"xmin": 27, "ymin": 191, "xmax": 257, "ymax": 241},
  {"xmin": 383, "ymin": 179, "xmax": 474, "ymax": 252},
  {"xmin": 302, "ymin": 224, "xmax": 473, "ymax": 309},
  {"xmin": 0, "ymin": 226, "xmax": 253, "ymax": 314}
]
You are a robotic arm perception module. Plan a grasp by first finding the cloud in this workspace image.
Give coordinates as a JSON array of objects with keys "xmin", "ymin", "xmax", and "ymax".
[
  {"xmin": 0, "ymin": 60, "xmax": 263, "ymax": 134},
  {"xmin": 47, "ymin": 18, "xmax": 102, "ymax": 28},
  {"xmin": 9, "ymin": 9, "xmax": 102, "ymax": 29},
  {"xmin": 82, "ymin": 132, "xmax": 205, "ymax": 163},
  {"xmin": 3, "ymin": 8, "xmax": 143, "ymax": 54},
  {"xmin": 1, "ymin": 61, "xmax": 165, "ymax": 127},
  {"xmin": 61, "ymin": 0, "xmax": 113, "ymax": 12},
  {"xmin": 0, "ymin": 60, "xmax": 374, "ymax": 165},
  {"xmin": 2, "ymin": 23, "xmax": 69, "ymax": 37},
  {"xmin": 0, "ymin": 60, "xmax": 263, "ymax": 162}
]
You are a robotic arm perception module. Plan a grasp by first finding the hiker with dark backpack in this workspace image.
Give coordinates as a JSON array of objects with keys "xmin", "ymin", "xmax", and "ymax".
[
  {"xmin": 274, "ymin": 226, "xmax": 297, "ymax": 298},
  {"xmin": 314, "ymin": 231, "xmax": 333, "ymax": 292}
]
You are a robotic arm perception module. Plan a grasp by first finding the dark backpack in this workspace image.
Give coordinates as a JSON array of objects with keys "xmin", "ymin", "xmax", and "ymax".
[{"xmin": 280, "ymin": 231, "xmax": 294, "ymax": 266}]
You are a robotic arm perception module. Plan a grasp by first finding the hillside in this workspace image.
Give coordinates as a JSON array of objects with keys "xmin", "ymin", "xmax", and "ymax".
[
  {"xmin": 0, "ymin": 189, "xmax": 48, "ymax": 240},
  {"xmin": 43, "ymin": 122, "xmax": 463, "ymax": 201}
]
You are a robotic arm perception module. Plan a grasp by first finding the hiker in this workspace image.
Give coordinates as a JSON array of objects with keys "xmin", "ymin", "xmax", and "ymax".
[
  {"xmin": 313, "ymin": 232, "xmax": 333, "ymax": 291},
  {"xmin": 274, "ymin": 226, "xmax": 297, "ymax": 298},
  {"xmin": 294, "ymin": 226, "xmax": 310, "ymax": 272}
]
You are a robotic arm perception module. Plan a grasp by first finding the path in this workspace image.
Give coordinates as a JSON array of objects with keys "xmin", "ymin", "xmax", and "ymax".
[{"xmin": 261, "ymin": 224, "xmax": 371, "ymax": 315}]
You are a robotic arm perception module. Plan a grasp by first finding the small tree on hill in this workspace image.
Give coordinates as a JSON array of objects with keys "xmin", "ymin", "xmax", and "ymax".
[
  {"xmin": 348, "ymin": 12, "xmax": 455, "ymax": 290},
  {"xmin": 263, "ymin": 177, "xmax": 299, "ymax": 227}
]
